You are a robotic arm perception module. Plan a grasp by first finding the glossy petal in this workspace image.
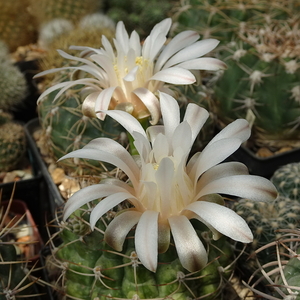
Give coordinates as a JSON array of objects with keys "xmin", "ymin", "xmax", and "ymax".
[
  {"xmin": 105, "ymin": 210, "xmax": 142, "ymax": 251},
  {"xmin": 176, "ymin": 57, "xmax": 227, "ymax": 71},
  {"xmin": 196, "ymin": 174, "xmax": 278, "ymax": 202},
  {"xmin": 135, "ymin": 211, "xmax": 159, "ymax": 272},
  {"xmin": 169, "ymin": 215, "xmax": 208, "ymax": 272},
  {"xmin": 185, "ymin": 201, "xmax": 253, "ymax": 243}
]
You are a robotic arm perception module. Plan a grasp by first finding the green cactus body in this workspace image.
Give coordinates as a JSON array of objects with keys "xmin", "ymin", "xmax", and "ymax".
[
  {"xmin": 233, "ymin": 196, "xmax": 300, "ymax": 270},
  {"xmin": 271, "ymin": 162, "xmax": 300, "ymax": 200},
  {"xmin": 0, "ymin": 121, "xmax": 27, "ymax": 172},
  {"xmin": 37, "ymin": 70, "xmax": 125, "ymax": 175},
  {"xmin": 29, "ymin": 0, "xmax": 103, "ymax": 26},
  {"xmin": 46, "ymin": 207, "xmax": 235, "ymax": 300},
  {"xmin": 0, "ymin": 60, "xmax": 28, "ymax": 111}
]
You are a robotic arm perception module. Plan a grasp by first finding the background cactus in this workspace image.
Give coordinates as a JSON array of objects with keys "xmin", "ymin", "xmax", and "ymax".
[
  {"xmin": 270, "ymin": 162, "xmax": 300, "ymax": 201},
  {"xmin": 174, "ymin": 0, "xmax": 300, "ymax": 155},
  {"xmin": 0, "ymin": 58, "xmax": 28, "ymax": 112},
  {"xmin": 44, "ymin": 205, "xmax": 236, "ymax": 300},
  {"xmin": 29, "ymin": 0, "xmax": 104, "ymax": 28},
  {"xmin": 0, "ymin": 197, "xmax": 40, "ymax": 299},
  {"xmin": 245, "ymin": 228, "xmax": 300, "ymax": 299},
  {"xmin": 0, "ymin": 112, "xmax": 27, "ymax": 172},
  {"xmin": 0, "ymin": 0, "xmax": 37, "ymax": 52}
]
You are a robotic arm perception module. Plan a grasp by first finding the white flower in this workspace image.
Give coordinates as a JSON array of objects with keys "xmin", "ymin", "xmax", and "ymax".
[
  {"xmin": 60, "ymin": 92, "xmax": 277, "ymax": 272},
  {"xmin": 35, "ymin": 18, "xmax": 226, "ymax": 124}
]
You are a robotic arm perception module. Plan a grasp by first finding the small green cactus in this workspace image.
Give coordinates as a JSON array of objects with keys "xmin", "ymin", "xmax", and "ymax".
[
  {"xmin": 233, "ymin": 196, "xmax": 300, "ymax": 271},
  {"xmin": 45, "ymin": 206, "xmax": 236, "ymax": 300},
  {"xmin": 271, "ymin": 162, "xmax": 300, "ymax": 201},
  {"xmin": 0, "ymin": 60, "xmax": 28, "ymax": 112},
  {"xmin": 245, "ymin": 228, "xmax": 300, "ymax": 299},
  {"xmin": 0, "ymin": 117, "xmax": 27, "ymax": 172}
]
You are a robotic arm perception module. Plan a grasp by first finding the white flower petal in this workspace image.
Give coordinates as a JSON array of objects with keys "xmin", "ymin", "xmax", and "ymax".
[
  {"xmin": 196, "ymin": 174, "xmax": 278, "ymax": 202},
  {"xmin": 159, "ymin": 92, "xmax": 180, "ymax": 141},
  {"xmin": 169, "ymin": 215, "xmax": 208, "ymax": 272},
  {"xmin": 207, "ymin": 119, "xmax": 251, "ymax": 146},
  {"xmin": 90, "ymin": 192, "xmax": 137, "ymax": 229},
  {"xmin": 115, "ymin": 21, "xmax": 130, "ymax": 53},
  {"xmin": 129, "ymin": 30, "xmax": 141, "ymax": 55},
  {"xmin": 63, "ymin": 183, "xmax": 129, "ymax": 221},
  {"xmin": 190, "ymin": 138, "xmax": 243, "ymax": 183},
  {"xmin": 163, "ymin": 39, "xmax": 220, "ymax": 69},
  {"xmin": 94, "ymin": 87, "xmax": 116, "ymax": 119},
  {"xmin": 183, "ymin": 103, "xmax": 209, "ymax": 145},
  {"xmin": 59, "ymin": 138, "xmax": 140, "ymax": 188},
  {"xmin": 185, "ymin": 201, "xmax": 253, "ymax": 243},
  {"xmin": 155, "ymin": 30, "xmax": 200, "ymax": 72},
  {"xmin": 135, "ymin": 210, "xmax": 159, "ymax": 272},
  {"xmin": 171, "ymin": 122, "xmax": 192, "ymax": 155},
  {"xmin": 150, "ymin": 67, "xmax": 196, "ymax": 85},
  {"xmin": 105, "ymin": 210, "xmax": 142, "ymax": 251},
  {"xmin": 133, "ymin": 88, "xmax": 161, "ymax": 125},
  {"xmin": 176, "ymin": 57, "xmax": 227, "ymax": 71}
]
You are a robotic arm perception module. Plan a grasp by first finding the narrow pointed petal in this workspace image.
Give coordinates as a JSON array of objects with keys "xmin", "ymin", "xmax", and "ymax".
[
  {"xmin": 195, "ymin": 161, "xmax": 249, "ymax": 191},
  {"xmin": 159, "ymin": 92, "xmax": 180, "ymax": 140},
  {"xmin": 63, "ymin": 184, "xmax": 129, "ymax": 221},
  {"xmin": 190, "ymin": 138, "xmax": 243, "ymax": 183},
  {"xmin": 196, "ymin": 174, "xmax": 278, "ymax": 202},
  {"xmin": 163, "ymin": 39, "xmax": 220, "ymax": 69},
  {"xmin": 133, "ymin": 88, "xmax": 161, "ymax": 125},
  {"xmin": 155, "ymin": 30, "xmax": 200, "ymax": 72},
  {"xmin": 207, "ymin": 119, "xmax": 251, "ymax": 146},
  {"xmin": 185, "ymin": 201, "xmax": 253, "ymax": 243},
  {"xmin": 90, "ymin": 192, "xmax": 137, "ymax": 229},
  {"xmin": 135, "ymin": 211, "xmax": 159, "ymax": 272},
  {"xmin": 94, "ymin": 87, "xmax": 116, "ymax": 119},
  {"xmin": 169, "ymin": 215, "xmax": 208, "ymax": 272},
  {"xmin": 115, "ymin": 21, "xmax": 130, "ymax": 53},
  {"xmin": 183, "ymin": 103, "xmax": 209, "ymax": 145},
  {"xmin": 105, "ymin": 210, "xmax": 142, "ymax": 251},
  {"xmin": 176, "ymin": 57, "xmax": 227, "ymax": 71},
  {"xmin": 102, "ymin": 109, "xmax": 148, "ymax": 139},
  {"xmin": 150, "ymin": 67, "xmax": 196, "ymax": 85},
  {"xmin": 59, "ymin": 138, "xmax": 140, "ymax": 188}
]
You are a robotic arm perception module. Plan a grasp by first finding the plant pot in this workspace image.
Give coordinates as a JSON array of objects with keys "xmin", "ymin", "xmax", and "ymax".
[
  {"xmin": 228, "ymin": 145, "xmax": 300, "ymax": 179},
  {"xmin": 24, "ymin": 118, "xmax": 65, "ymax": 221},
  {"xmin": 1, "ymin": 199, "xmax": 43, "ymax": 263}
]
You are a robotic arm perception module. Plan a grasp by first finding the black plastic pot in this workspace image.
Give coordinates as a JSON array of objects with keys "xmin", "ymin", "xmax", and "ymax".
[
  {"xmin": 228, "ymin": 145, "xmax": 300, "ymax": 179},
  {"xmin": 24, "ymin": 119, "xmax": 65, "ymax": 221}
]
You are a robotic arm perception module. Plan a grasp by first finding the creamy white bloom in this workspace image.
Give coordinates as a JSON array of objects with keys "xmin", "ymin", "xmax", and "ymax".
[
  {"xmin": 60, "ymin": 92, "xmax": 278, "ymax": 272},
  {"xmin": 35, "ymin": 18, "xmax": 227, "ymax": 124}
]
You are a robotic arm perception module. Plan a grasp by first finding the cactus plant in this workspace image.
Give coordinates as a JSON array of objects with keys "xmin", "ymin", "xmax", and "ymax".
[
  {"xmin": 0, "ymin": 0, "xmax": 37, "ymax": 52},
  {"xmin": 0, "ymin": 112, "xmax": 27, "ymax": 172},
  {"xmin": 245, "ymin": 228, "xmax": 300, "ymax": 299},
  {"xmin": 271, "ymin": 162, "xmax": 300, "ymax": 201},
  {"xmin": 175, "ymin": 0, "xmax": 300, "ymax": 154},
  {"xmin": 0, "ymin": 195, "xmax": 40, "ymax": 299},
  {"xmin": 45, "ymin": 205, "xmax": 236, "ymax": 300},
  {"xmin": 29, "ymin": 0, "xmax": 103, "ymax": 27},
  {"xmin": 0, "ymin": 59, "xmax": 28, "ymax": 112}
]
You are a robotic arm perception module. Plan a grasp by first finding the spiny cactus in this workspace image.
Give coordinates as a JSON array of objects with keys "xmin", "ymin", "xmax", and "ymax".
[
  {"xmin": 44, "ymin": 205, "xmax": 236, "ymax": 300},
  {"xmin": 0, "ymin": 59, "xmax": 28, "ymax": 112},
  {"xmin": 29, "ymin": 0, "xmax": 103, "ymax": 27},
  {"xmin": 0, "ymin": 113, "xmax": 27, "ymax": 172},
  {"xmin": 175, "ymin": 0, "xmax": 300, "ymax": 153},
  {"xmin": 232, "ymin": 196, "xmax": 300, "ymax": 272},
  {"xmin": 245, "ymin": 228, "xmax": 300, "ymax": 299},
  {"xmin": 37, "ymin": 68, "xmax": 124, "ymax": 175},
  {"xmin": 0, "ymin": 0, "xmax": 37, "ymax": 52},
  {"xmin": 271, "ymin": 162, "xmax": 300, "ymax": 201},
  {"xmin": 0, "ymin": 197, "xmax": 40, "ymax": 299}
]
